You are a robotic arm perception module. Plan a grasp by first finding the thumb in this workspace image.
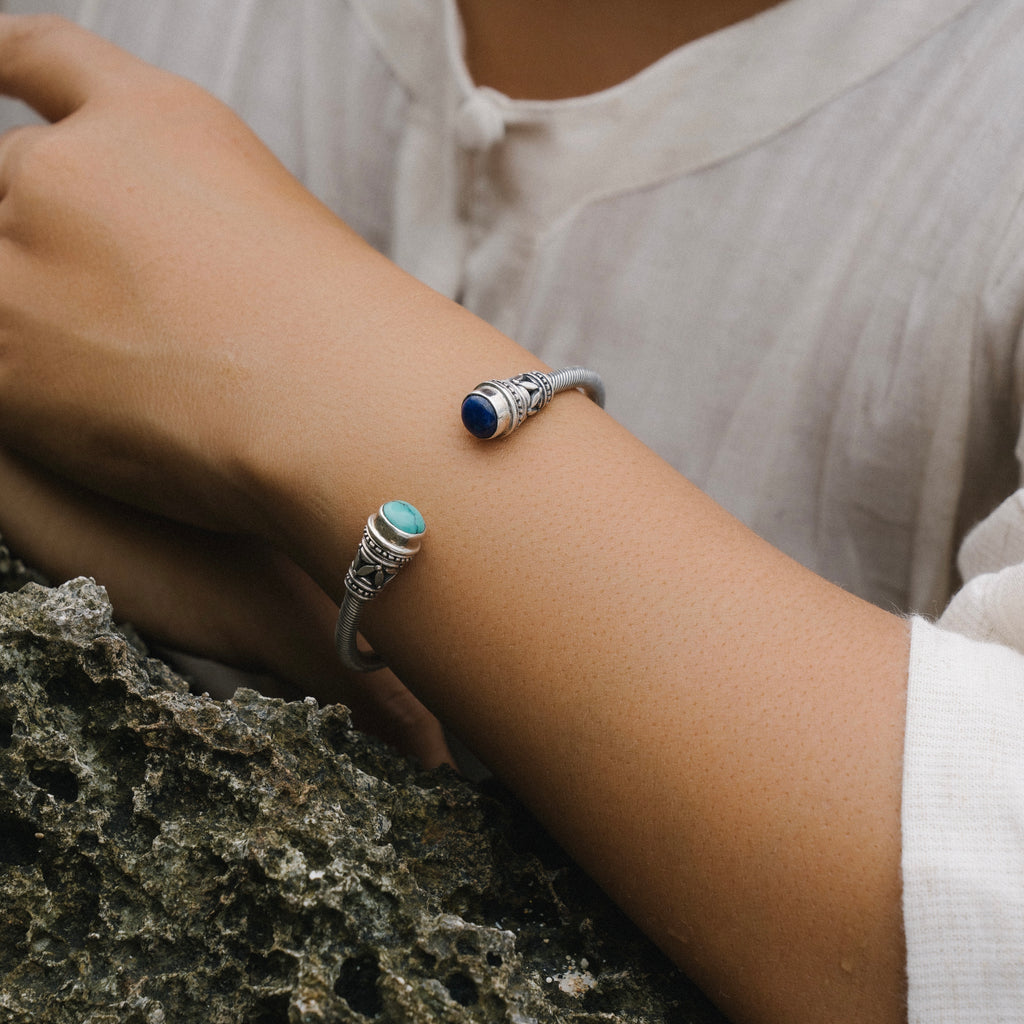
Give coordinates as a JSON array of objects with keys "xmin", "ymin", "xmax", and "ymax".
[{"xmin": 0, "ymin": 14, "xmax": 140, "ymax": 122}]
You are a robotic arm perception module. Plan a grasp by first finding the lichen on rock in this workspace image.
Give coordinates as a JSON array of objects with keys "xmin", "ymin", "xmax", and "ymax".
[{"xmin": 0, "ymin": 573, "xmax": 729, "ymax": 1023}]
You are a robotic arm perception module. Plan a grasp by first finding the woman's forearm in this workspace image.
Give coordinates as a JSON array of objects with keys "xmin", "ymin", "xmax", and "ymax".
[{"xmin": 243, "ymin": 255, "xmax": 910, "ymax": 1024}]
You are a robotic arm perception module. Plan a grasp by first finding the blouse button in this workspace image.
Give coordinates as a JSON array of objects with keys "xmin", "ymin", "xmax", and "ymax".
[{"xmin": 455, "ymin": 89, "xmax": 507, "ymax": 151}]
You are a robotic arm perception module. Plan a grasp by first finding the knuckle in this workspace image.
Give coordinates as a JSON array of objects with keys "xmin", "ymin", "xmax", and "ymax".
[
  {"xmin": 5, "ymin": 12, "xmax": 74, "ymax": 42},
  {"xmin": 0, "ymin": 13, "xmax": 74, "ymax": 65},
  {"xmin": 131, "ymin": 73, "xmax": 198, "ymax": 116},
  {"xmin": 139, "ymin": 72, "xmax": 228, "ymax": 124},
  {"xmin": 0, "ymin": 15, "xmax": 88, "ymax": 119},
  {"xmin": 0, "ymin": 124, "xmax": 73, "ymax": 188},
  {"xmin": 0, "ymin": 124, "xmax": 43, "ymax": 183}
]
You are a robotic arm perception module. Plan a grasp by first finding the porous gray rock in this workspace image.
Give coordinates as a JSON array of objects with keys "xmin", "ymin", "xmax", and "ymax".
[{"xmin": 0, "ymin": 567, "xmax": 730, "ymax": 1023}]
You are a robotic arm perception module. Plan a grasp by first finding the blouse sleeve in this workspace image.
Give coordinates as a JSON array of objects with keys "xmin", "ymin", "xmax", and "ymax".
[{"xmin": 903, "ymin": 490, "xmax": 1024, "ymax": 1022}]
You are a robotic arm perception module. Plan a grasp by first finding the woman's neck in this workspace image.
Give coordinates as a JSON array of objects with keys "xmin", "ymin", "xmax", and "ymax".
[{"xmin": 457, "ymin": 0, "xmax": 784, "ymax": 100}]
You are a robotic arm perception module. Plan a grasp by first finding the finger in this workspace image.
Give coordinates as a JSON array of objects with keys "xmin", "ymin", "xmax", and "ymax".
[
  {"xmin": 0, "ymin": 122, "xmax": 49, "ymax": 203},
  {"xmin": 345, "ymin": 675, "xmax": 458, "ymax": 770},
  {"xmin": 0, "ymin": 14, "xmax": 140, "ymax": 122}
]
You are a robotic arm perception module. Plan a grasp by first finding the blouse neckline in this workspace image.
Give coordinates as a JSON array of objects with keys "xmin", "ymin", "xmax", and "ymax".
[{"xmin": 351, "ymin": 0, "xmax": 983, "ymax": 214}]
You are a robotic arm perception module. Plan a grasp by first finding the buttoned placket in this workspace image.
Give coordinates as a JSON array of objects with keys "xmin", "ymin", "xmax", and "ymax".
[{"xmin": 451, "ymin": 86, "xmax": 509, "ymax": 304}]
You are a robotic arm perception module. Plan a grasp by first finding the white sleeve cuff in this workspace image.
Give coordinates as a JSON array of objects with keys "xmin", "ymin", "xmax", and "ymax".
[{"xmin": 903, "ymin": 617, "xmax": 1024, "ymax": 1022}]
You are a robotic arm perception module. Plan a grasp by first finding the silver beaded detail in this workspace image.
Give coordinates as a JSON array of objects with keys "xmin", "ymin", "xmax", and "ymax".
[
  {"xmin": 335, "ymin": 503, "xmax": 424, "ymax": 673},
  {"xmin": 462, "ymin": 366, "xmax": 605, "ymax": 440}
]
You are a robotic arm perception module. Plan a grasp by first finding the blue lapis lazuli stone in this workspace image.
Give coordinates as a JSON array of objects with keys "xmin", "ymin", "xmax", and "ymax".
[
  {"xmin": 461, "ymin": 394, "xmax": 499, "ymax": 438},
  {"xmin": 382, "ymin": 500, "xmax": 425, "ymax": 535}
]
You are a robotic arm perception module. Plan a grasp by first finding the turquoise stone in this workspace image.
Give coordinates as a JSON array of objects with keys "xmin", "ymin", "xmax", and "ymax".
[
  {"xmin": 461, "ymin": 394, "xmax": 499, "ymax": 439},
  {"xmin": 382, "ymin": 500, "xmax": 425, "ymax": 535}
]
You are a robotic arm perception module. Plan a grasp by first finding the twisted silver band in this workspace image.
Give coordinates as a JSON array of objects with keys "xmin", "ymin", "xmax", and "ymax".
[
  {"xmin": 460, "ymin": 366, "xmax": 605, "ymax": 440},
  {"xmin": 335, "ymin": 501, "xmax": 425, "ymax": 673}
]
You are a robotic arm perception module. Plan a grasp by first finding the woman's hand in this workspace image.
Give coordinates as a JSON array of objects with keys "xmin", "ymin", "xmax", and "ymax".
[
  {"xmin": 0, "ymin": 15, "xmax": 376, "ymax": 534},
  {"xmin": 0, "ymin": 445, "xmax": 454, "ymax": 768},
  {"xmin": 0, "ymin": 13, "xmax": 464, "ymax": 767}
]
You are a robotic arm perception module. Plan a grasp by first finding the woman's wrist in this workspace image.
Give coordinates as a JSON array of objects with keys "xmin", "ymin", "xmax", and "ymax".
[{"xmin": 239, "ymin": 251, "xmax": 546, "ymax": 598}]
